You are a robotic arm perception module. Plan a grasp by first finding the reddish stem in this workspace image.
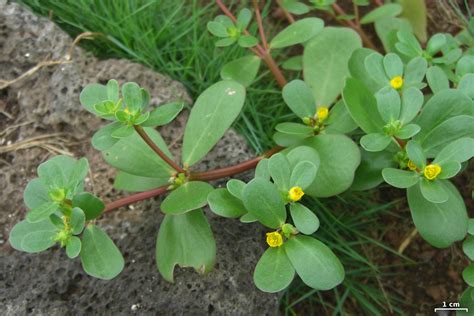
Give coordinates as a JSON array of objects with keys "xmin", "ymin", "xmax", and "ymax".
[
  {"xmin": 253, "ymin": 0, "xmax": 269, "ymax": 51},
  {"xmin": 277, "ymin": 0, "xmax": 295, "ymax": 24},
  {"xmin": 190, "ymin": 146, "xmax": 283, "ymax": 181},
  {"xmin": 373, "ymin": 0, "xmax": 384, "ymax": 6},
  {"xmin": 104, "ymin": 186, "xmax": 168, "ymax": 212},
  {"xmin": 134, "ymin": 125, "xmax": 185, "ymax": 174}
]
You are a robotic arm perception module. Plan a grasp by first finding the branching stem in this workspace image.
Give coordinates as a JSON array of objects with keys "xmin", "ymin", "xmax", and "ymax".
[{"xmin": 134, "ymin": 125, "xmax": 185, "ymax": 173}]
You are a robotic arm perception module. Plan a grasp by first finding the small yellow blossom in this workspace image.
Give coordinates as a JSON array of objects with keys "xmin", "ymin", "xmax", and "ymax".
[
  {"xmin": 288, "ymin": 186, "xmax": 304, "ymax": 202},
  {"xmin": 390, "ymin": 76, "xmax": 403, "ymax": 90},
  {"xmin": 407, "ymin": 160, "xmax": 417, "ymax": 171},
  {"xmin": 423, "ymin": 164, "xmax": 442, "ymax": 180},
  {"xmin": 266, "ymin": 231, "xmax": 283, "ymax": 248},
  {"xmin": 317, "ymin": 106, "xmax": 329, "ymax": 122},
  {"xmin": 124, "ymin": 107, "xmax": 132, "ymax": 115}
]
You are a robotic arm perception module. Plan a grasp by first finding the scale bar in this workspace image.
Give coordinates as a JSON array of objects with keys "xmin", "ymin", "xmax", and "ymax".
[{"xmin": 434, "ymin": 308, "xmax": 469, "ymax": 312}]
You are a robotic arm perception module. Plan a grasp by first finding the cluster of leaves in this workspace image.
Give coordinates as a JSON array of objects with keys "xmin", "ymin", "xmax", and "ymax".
[
  {"xmin": 8, "ymin": 156, "xmax": 124, "ymax": 280},
  {"xmin": 8, "ymin": 0, "xmax": 474, "ymax": 308}
]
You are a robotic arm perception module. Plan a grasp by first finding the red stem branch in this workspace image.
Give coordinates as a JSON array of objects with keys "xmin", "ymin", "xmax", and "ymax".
[
  {"xmin": 190, "ymin": 146, "xmax": 283, "ymax": 181},
  {"xmin": 277, "ymin": 0, "xmax": 295, "ymax": 24},
  {"xmin": 104, "ymin": 186, "xmax": 168, "ymax": 212},
  {"xmin": 134, "ymin": 125, "xmax": 185, "ymax": 174},
  {"xmin": 253, "ymin": 0, "xmax": 269, "ymax": 51}
]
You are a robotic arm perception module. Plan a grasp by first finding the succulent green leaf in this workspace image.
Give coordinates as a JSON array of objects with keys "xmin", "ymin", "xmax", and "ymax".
[
  {"xmin": 275, "ymin": 122, "xmax": 313, "ymax": 136},
  {"xmin": 207, "ymin": 188, "xmax": 246, "ymax": 218},
  {"xmin": 434, "ymin": 137, "xmax": 474, "ymax": 164},
  {"xmin": 415, "ymin": 89, "xmax": 474, "ymax": 141},
  {"xmin": 360, "ymin": 3, "xmax": 402, "ymax": 24},
  {"xmin": 236, "ymin": 8, "xmax": 252, "ymax": 29},
  {"xmin": 407, "ymin": 180, "xmax": 468, "ymax": 248},
  {"xmin": 396, "ymin": 123, "xmax": 421, "ymax": 139},
  {"xmin": 383, "ymin": 53, "xmax": 404, "ymax": 78},
  {"xmin": 282, "ymin": 55, "xmax": 303, "ymax": 71},
  {"xmin": 290, "ymin": 161, "xmax": 317, "ymax": 190},
  {"xmin": 207, "ymin": 21, "xmax": 228, "ymax": 37},
  {"xmin": 24, "ymin": 178, "xmax": 49, "ymax": 209},
  {"xmin": 419, "ymin": 178, "xmax": 449, "ymax": 203},
  {"xmin": 439, "ymin": 161, "xmax": 462, "ymax": 179},
  {"xmin": 92, "ymin": 122, "xmax": 122, "ymax": 151},
  {"xmin": 80, "ymin": 83, "xmax": 109, "ymax": 116},
  {"xmin": 268, "ymin": 153, "xmax": 292, "ymax": 191},
  {"xmin": 220, "ymin": 55, "xmax": 261, "ymax": 87},
  {"xmin": 421, "ymin": 115, "xmax": 474, "ymax": 157},
  {"xmin": 226, "ymin": 179, "xmax": 246, "ymax": 200},
  {"xmin": 215, "ymin": 37, "xmax": 236, "ymax": 47},
  {"xmin": 141, "ymin": 102, "xmax": 184, "ymax": 127},
  {"xmin": 66, "ymin": 236, "xmax": 82, "ymax": 259},
  {"xmin": 289, "ymin": 203, "xmax": 320, "ymax": 235},
  {"xmin": 114, "ymin": 171, "xmax": 168, "ymax": 192},
  {"xmin": 398, "ymin": 0, "xmax": 427, "ymax": 42},
  {"xmin": 9, "ymin": 219, "xmax": 58, "ymax": 253},
  {"xmin": 463, "ymin": 264, "xmax": 474, "ymax": 287},
  {"xmin": 161, "ymin": 181, "xmax": 214, "ymax": 215},
  {"xmin": 342, "ymin": 78, "xmax": 386, "ymax": 133},
  {"xmin": 122, "ymin": 82, "xmax": 144, "ymax": 113},
  {"xmin": 111, "ymin": 125, "xmax": 134, "ymax": 138},
  {"xmin": 182, "ymin": 81, "xmax": 245, "ymax": 166},
  {"xmin": 382, "ymin": 168, "xmax": 419, "ymax": 188},
  {"xmin": 282, "ymin": 80, "xmax": 315, "ymax": 119},
  {"xmin": 285, "ymin": 235, "xmax": 344, "ymax": 290},
  {"xmin": 406, "ymin": 140, "xmax": 426, "ymax": 168},
  {"xmin": 270, "ymin": 18, "xmax": 324, "ymax": 49},
  {"xmin": 304, "ymin": 27, "xmax": 361, "ymax": 106},
  {"xmin": 238, "ymin": 35, "xmax": 258, "ymax": 48},
  {"xmin": 26, "ymin": 202, "xmax": 59, "ymax": 223},
  {"xmin": 376, "ymin": 86, "xmax": 401, "ymax": 122},
  {"xmin": 464, "ymin": 235, "xmax": 474, "ymax": 260},
  {"xmin": 459, "ymin": 74, "xmax": 474, "ymax": 99},
  {"xmin": 156, "ymin": 209, "xmax": 216, "ymax": 282},
  {"xmin": 255, "ymin": 158, "xmax": 271, "ymax": 181},
  {"xmin": 360, "ymin": 133, "xmax": 391, "ymax": 152},
  {"xmin": 399, "ymin": 87, "xmax": 424, "ymax": 124},
  {"xmin": 324, "ymin": 100, "xmax": 358, "ymax": 134},
  {"xmin": 281, "ymin": 0, "xmax": 309, "ymax": 15},
  {"xmin": 348, "ymin": 48, "xmax": 383, "ymax": 93},
  {"xmin": 426, "ymin": 66, "xmax": 449, "ymax": 94},
  {"xmin": 71, "ymin": 207, "xmax": 86, "ymax": 235},
  {"xmin": 80, "ymin": 225, "xmax": 124, "ymax": 280},
  {"xmin": 104, "ymin": 127, "xmax": 175, "ymax": 178},
  {"xmin": 351, "ymin": 149, "xmax": 396, "ymax": 191},
  {"xmin": 72, "ymin": 192, "xmax": 105, "ymax": 220},
  {"xmin": 456, "ymin": 55, "xmax": 474, "ymax": 77},
  {"xmin": 404, "ymin": 56, "xmax": 427, "ymax": 85},
  {"xmin": 242, "ymin": 178, "xmax": 287, "ymax": 229},
  {"xmin": 300, "ymin": 134, "xmax": 360, "ymax": 197},
  {"xmin": 253, "ymin": 247, "xmax": 295, "ymax": 293}
]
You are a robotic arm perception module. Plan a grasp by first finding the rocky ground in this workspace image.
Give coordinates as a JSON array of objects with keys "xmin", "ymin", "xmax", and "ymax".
[{"xmin": 0, "ymin": 3, "xmax": 278, "ymax": 315}]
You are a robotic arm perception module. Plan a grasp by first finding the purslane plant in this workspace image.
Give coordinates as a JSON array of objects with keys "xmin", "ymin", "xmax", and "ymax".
[{"xmin": 8, "ymin": 0, "xmax": 474, "ymax": 301}]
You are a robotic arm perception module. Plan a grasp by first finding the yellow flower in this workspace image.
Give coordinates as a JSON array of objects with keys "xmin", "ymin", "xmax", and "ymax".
[
  {"xmin": 288, "ymin": 186, "xmax": 304, "ymax": 202},
  {"xmin": 124, "ymin": 107, "xmax": 132, "ymax": 115},
  {"xmin": 390, "ymin": 76, "xmax": 403, "ymax": 90},
  {"xmin": 317, "ymin": 106, "xmax": 329, "ymax": 122},
  {"xmin": 423, "ymin": 164, "xmax": 442, "ymax": 180},
  {"xmin": 407, "ymin": 160, "xmax": 417, "ymax": 171},
  {"xmin": 266, "ymin": 231, "xmax": 283, "ymax": 248}
]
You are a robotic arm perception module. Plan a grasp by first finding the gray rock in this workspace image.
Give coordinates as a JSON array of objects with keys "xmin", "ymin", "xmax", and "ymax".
[{"xmin": 0, "ymin": 3, "xmax": 278, "ymax": 315}]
